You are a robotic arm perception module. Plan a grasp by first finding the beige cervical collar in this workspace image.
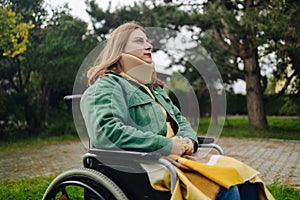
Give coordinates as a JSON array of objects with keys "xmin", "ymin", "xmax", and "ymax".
[{"xmin": 119, "ymin": 53, "xmax": 154, "ymax": 84}]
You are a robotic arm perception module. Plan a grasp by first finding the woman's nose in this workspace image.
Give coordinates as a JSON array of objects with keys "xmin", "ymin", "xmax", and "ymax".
[{"xmin": 145, "ymin": 41, "xmax": 153, "ymax": 51}]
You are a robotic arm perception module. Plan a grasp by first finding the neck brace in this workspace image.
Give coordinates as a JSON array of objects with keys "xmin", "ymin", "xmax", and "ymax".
[{"xmin": 119, "ymin": 53, "xmax": 154, "ymax": 84}]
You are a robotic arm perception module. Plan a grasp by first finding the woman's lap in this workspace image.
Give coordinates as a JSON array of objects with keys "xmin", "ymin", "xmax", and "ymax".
[{"xmin": 216, "ymin": 182, "xmax": 258, "ymax": 200}]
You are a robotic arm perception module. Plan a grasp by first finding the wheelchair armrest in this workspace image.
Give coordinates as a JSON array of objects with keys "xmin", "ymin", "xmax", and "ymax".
[
  {"xmin": 197, "ymin": 137, "xmax": 225, "ymax": 155},
  {"xmin": 197, "ymin": 136, "xmax": 214, "ymax": 144},
  {"xmin": 64, "ymin": 94, "xmax": 82, "ymax": 102},
  {"xmin": 86, "ymin": 148, "xmax": 161, "ymax": 162}
]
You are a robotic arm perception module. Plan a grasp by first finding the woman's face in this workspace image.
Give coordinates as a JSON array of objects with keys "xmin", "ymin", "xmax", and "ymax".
[{"xmin": 124, "ymin": 29, "xmax": 153, "ymax": 64}]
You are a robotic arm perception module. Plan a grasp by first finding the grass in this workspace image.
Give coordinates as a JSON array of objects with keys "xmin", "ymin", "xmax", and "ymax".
[
  {"xmin": 198, "ymin": 116, "xmax": 300, "ymax": 140},
  {"xmin": 0, "ymin": 176, "xmax": 54, "ymax": 200},
  {"xmin": 0, "ymin": 175, "xmax": 299, "ymax": 199},
  {"xmin": 267, "ymin": 182, "xmax": 300, "ymax": 200},
  {"xmin": 0, "ymin": 175, "xmax": 84, "ymax": 200},
  {"xmin": 0, "ymin": 134, "xmax": 80, "ymax": 153}
]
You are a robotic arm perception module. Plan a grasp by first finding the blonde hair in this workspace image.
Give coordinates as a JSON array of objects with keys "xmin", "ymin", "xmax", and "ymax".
[{"xmin": 87, "ymin": 22, "xmax": 144, "ymax": 85}]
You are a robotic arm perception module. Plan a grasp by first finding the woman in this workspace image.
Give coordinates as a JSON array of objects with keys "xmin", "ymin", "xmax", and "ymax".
[{"xmin": 80, "ymin": 22, "xmax": 274, "ymax": 200}]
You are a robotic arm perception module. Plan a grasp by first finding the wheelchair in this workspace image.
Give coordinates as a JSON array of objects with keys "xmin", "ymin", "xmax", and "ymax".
[{"xmin": 42, "ymin": 95, "xmax": 225, "ymax": 200}]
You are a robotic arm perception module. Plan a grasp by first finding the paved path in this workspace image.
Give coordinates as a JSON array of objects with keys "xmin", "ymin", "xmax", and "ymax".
[
  {"xmin": 0, "ymin": 138, "xmax": 299, "ymax": 189},
  {"xmin": 217, "ymin": 138, "xmax": 299, "ymax": 189}
]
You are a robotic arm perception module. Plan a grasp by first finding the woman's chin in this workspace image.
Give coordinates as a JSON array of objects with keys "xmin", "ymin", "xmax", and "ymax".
[{"xmin": 143, "ymin": 58, "xmax": 153, "ymax": 64}]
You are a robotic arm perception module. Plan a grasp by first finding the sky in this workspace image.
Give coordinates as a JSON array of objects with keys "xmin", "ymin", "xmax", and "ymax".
[
  {"xmin": 44, "ymin": 0, "xmax": 246, "ymax": 94},
  {"xmin": 44, "ymin": 0, "xmax": 136, "ymax": 25},
  {"xmin": 44, "ymin": 0, "xmax": 90, "ymax": 22}
]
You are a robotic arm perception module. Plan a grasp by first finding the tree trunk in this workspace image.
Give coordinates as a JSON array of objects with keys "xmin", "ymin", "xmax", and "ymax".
[{"xmin": 243, "ymin": 54, "xmax": 268, "ymax": 129}]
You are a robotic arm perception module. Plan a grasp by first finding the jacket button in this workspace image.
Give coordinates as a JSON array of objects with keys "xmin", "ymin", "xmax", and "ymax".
[{"xmin": 170, "ymin": 110, "xmax": 174, "ymax": 115}]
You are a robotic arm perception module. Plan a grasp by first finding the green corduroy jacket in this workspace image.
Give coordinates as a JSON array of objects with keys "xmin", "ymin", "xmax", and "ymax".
[{"xmin": 80, "ymin": 72, "xmax": 198, "ymax": 156}]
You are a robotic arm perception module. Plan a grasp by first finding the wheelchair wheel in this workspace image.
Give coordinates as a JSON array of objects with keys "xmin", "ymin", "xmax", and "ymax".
[{"xmin": 42, "ymin": 168, "xmax": 128, "ymax": 200}]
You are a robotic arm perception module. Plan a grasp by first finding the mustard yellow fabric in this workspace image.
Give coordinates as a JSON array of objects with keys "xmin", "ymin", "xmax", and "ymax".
[
  {"xmin": 176, "ymin": 155, "xmax": 257, "ymax": 189},
  {"xmin": 172, "ymin": 167, "xmax": 212, "ymax": 200},
  {"xmin": 148, "ymin": 155, "xmax": 275, "ymax": 200}
]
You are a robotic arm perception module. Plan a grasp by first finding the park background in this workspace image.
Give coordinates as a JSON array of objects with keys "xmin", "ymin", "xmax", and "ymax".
[{"xmin": 0, "ymin": 0, "xmax": 299, "ymax": 199}]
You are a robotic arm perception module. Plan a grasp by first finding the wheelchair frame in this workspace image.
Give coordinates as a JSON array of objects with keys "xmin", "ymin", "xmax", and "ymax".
[{"xmin": 42, "ymin": 95, "xmax": 224, "ymax": 200}]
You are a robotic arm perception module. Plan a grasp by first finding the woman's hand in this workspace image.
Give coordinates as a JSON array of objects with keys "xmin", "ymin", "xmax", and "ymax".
[
  {"xmin": 170, "ymin": 140, "xmax": 186, "ymax": 156},
  {"xmin": 181, "ymin": 137, "xmax": 194, "ymax": 155},
  {"xmin": 170, "ymin": 137, "xmax": 195, "ymax": 156}
]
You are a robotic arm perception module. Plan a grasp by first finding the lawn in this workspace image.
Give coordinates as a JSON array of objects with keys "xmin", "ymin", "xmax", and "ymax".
[
  {"xmin": 0, "ymin": 176, "xmax": 54, "ymax": 200},
  {"xmin": 0, "ymin": 175, "xmax": 84, "ymax": 200},
  {"xmin": 198, "ymin": 116, "xmax": 300, "ymax": 140}
]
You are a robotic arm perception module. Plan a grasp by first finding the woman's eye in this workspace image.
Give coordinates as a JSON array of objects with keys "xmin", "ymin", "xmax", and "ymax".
[{"xmin": 134, "ymin": 38, "xmax": 144, "ymax": 43}]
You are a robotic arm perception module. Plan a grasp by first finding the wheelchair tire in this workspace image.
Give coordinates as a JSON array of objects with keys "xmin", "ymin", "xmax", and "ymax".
[{"xmin": 42, "ymin": 168, "xmax": 128, "ymax": 200}]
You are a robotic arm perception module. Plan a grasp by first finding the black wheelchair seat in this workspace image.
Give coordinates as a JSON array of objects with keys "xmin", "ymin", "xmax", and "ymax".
[{"xmin": 83, "ymin": 148, "xmax": 171, "ymax": 199}]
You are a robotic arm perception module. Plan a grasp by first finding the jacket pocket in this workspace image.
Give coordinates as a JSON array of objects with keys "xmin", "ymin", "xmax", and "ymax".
[
  {"xmin": 128, "ymin": 98, "xmax": 166, "ymax": 134},
  {"xmin": 128, "ymin": 96, "xmax": 153, "ymax": 127}
]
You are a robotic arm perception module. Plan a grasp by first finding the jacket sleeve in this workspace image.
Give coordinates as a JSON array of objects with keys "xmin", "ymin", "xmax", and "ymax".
[{"xmin": 80, "ymin": 75, "xmax": 173, "ymax": 155}]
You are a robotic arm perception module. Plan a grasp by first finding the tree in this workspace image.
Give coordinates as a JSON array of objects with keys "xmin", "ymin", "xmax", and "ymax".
[
  {"xmin": 189, "ymin": 0, "xmax": 267, "ymax": 129},
  {"xmin": 28, "ymin": 8, "xmax": 97, "ymax": 136},
  {"xmin": 186, "ymin": 0, "xmax": 299, "ymax": 129},
  {"xmin": 264, "ymin": 0, "xmax": 300, "ymax": 99},
  {"xmin": 0, "ymin": 0, "xmax": 48, "ymax": 137},
  {"xmin": 0, "ymin": 7, "xmax": 34, "ymax": 58},
  {"xmin": 85, "ymin": 0, "xmax": 299, "ymax": 130},
  {"xmin": 0, "ymin": 1, "xmax": 97, "ymax": 137},
  {"xmin": 0, "ymin": 6, "xmax": 35, "ymax": 136}
]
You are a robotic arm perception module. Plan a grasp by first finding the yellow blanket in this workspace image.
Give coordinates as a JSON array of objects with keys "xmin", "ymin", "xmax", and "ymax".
[{"xmin": 142, "ymin": 155, "xmax": 275, "ymax": 200}]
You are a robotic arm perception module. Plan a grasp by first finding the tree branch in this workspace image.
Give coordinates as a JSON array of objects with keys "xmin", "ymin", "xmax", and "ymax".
[
  {"xmin": 16, "ymin": 58, "xmax": 24, "ymax": 92},
  {"xmin": 24, "ymin": 70, "xmax": 32, "ymax": 89},
  {"xmin": 212, "ymin": 27, "xmax": 239, "ymax": 57},
  {"xmin": 264, "ymin": 70, "xmax": 296, "ymax": 102},
  {"xmin": 255, "ymin": 0, "xmax": 268, "ymax": 8},
  {"xmin": 8, "ymin": 78, "xmax": 20, "ymax": 93},
  {"xmin": 220, "ymin": 18, "xmax": 234, "ymax": 42}
]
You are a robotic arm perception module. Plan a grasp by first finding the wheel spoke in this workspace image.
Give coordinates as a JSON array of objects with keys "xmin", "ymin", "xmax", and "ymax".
[{"xmin": 60, "ymin": 187, "xmax": 70, "ymax": 200}]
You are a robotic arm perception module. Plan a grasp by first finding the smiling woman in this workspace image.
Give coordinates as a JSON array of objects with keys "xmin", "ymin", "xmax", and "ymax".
[{"xmin": 124, "ymin": 29, "xmax": 153, "ymax": 63}]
